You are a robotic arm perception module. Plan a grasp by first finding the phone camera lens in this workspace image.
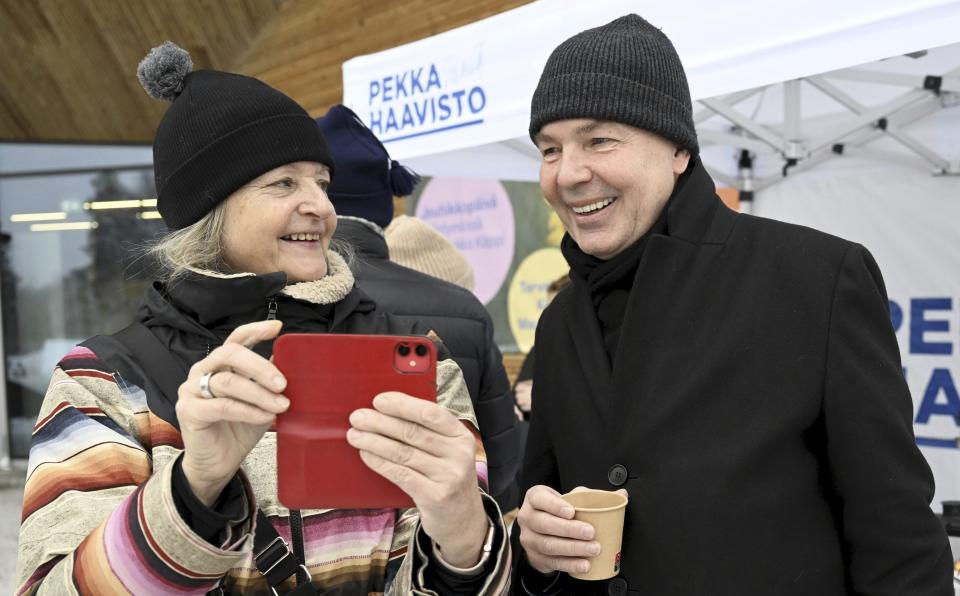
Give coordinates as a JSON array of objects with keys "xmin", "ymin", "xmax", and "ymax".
[
  {"xmin": 398, "ymin": 345, "xmax": 411, "ymax": 356},
  {"xmin": 415, "ymin": 344, "xmax": 428, "ymax": 357}
]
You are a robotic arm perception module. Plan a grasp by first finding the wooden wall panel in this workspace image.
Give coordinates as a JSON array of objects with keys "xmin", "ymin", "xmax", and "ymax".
[
  {"xmin": 0, "ymin": 0, "xmax": 532, "ymax": 142},
  {"xmin": 0, "ymin": 0, "xmax": 286, "ymax": 142},
  {"xmin": 238, "ymin": 0, "xmax": 533, "ymax": 117},
  {"xmin": 503, "ymin": 352, "xmax": 526, "ymax": 387}
]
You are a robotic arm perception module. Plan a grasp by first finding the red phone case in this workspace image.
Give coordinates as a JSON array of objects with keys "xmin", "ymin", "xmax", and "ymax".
[{"xmin": 273, "ymin": 333, "xmax": 437, "ymax": 509}]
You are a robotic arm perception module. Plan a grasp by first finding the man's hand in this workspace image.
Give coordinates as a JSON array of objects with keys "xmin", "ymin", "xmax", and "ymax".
[{"xmin": 517, "ymin": 485, "xmax": 613, "ymax": 575}]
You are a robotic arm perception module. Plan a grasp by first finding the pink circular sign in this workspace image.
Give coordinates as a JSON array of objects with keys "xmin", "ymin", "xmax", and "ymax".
[{"xmin": 415, "ymin": 177, "xmax": 515, "ymax": 304}]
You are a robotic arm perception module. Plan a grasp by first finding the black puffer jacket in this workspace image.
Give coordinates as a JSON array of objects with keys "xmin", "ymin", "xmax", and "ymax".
[
  {"xmin": 89, "ymin": 265, "xmax": 419, "ymax": 407},
  {"xmin": 139, "ymin": 268, "xmax": 399, "ymax": 366},
  {"xmin": 336, "ymin": 218, "xmax": 523, "ymax": 512}
]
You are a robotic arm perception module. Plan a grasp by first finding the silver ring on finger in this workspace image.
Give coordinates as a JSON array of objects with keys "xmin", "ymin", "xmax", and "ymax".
[{"xmin": 199, "ymin": 371, "xmax": 218, "ymax": 399}]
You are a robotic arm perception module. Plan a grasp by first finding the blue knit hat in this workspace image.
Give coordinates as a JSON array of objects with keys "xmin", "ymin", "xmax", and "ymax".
[{"xmin": 316, "ymin": 105, "xmax": 420, "ymax": 229}]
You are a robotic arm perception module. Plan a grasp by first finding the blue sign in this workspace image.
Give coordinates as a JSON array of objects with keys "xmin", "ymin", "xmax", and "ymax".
[
  {"xmin": 366, "ymin": 63, "xmax": 487, "ymax": 143},
  {"xmin": 890, "ymin": 297, "xmax": 960, "ymax": 449}
]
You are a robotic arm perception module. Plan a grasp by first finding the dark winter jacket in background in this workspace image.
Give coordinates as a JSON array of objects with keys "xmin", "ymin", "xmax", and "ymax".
[{"xmin": 335, "ymin": 217, "xmax": 523, "ymax": 513}]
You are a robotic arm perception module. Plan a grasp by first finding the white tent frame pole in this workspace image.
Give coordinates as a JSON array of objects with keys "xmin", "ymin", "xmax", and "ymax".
[
  {"xmin": 823, "ymin": 69, "xmax": 960, "ymax": 93},
  {"xmin": 754, "ymin": 151, "xmax": 836, "ymax": 192},
  {"xmin": 752, "ymin": 92, "xmax": 949, "ymax": 191},
  {"xmin": 783, "ymin": 80, "xmax": 803, "ymax": 159},
  {"xmin": 807, "ymin": 77, "xmax": 952, "ymax": 171},
  {"xmin": 696, "ymin": 56, "xmax": 960, "ymax": 189},
  {"xmin": 699, "ymin": 97, "xmax": 786, "ymax": 151},
  {"xmin": 849, "ymin": 94, "xmax": 959, "ymax": 176},
  {"xmin": 698, "ymin": 130, "xmax": 777, "ymax": 155},
  {"xmin": 805, "ymin": 89, "xmax": 932, "ymax": 154},
  {"xmin": 828, "ymin": 94, "xmax": 946, "ymax": 159},
  {"xmin": 693, "ymin": 88, "xmax": 764, "ymax": 124}
]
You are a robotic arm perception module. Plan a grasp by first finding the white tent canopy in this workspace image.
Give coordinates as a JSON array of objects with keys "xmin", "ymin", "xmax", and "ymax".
[{"xmin": 342, "ymin": 0, "xmax": 960, "ymax": 183}]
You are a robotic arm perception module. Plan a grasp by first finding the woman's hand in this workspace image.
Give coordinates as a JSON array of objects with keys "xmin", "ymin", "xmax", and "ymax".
[
  {"xmin": 177, "ymin": 320, "xmax": 289, "ymax": 506},
  {"xmin": 346, "ymin": 392, "xmax": 489, "ymax": 567}
]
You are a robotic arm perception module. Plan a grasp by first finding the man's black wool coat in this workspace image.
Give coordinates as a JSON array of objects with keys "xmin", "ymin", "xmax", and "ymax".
[{"xmin": 515, "ymin": 162, "xmax": 952, "ymax": 595}]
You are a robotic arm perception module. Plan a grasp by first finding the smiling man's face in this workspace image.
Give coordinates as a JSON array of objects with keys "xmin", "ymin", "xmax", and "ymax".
[{"xmin": 535, "ymin": 119, "xmax": 690, "ymax": 260}]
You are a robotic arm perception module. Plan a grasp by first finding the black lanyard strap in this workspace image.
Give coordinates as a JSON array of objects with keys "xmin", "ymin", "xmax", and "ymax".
[{"xmin": 254, "ymin": 509, "xmax": 314, "ymax": 593}]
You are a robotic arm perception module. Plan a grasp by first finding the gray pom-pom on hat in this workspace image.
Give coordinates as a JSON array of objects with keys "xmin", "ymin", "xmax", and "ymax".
[{"xmin": 137, "ymin": 41, "xmax": 193, "ymax": 102}]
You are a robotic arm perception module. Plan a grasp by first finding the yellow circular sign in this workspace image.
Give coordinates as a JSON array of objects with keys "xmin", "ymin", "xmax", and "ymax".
[
  {"xmin": 508, "ymin": 248, "xmax": 568, "ymax": 353},
  {"xmin": 546, "ymin": 210, "xmax": 565, "ymax": 247}
]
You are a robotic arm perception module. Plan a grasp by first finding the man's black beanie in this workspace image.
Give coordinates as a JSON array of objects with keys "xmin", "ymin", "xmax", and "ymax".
[
  {"xmin": 137, "ymin": 41, "xmax": 335, "ymax": 230},
  {"xmin": 529, "ymin": 14, "xmax": 699, "ymax": 155}
]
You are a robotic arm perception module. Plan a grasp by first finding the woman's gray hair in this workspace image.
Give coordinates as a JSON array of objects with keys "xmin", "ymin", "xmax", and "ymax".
[
  {"xmin": 148, "ymin": 203, "xmax": 228, "ymax": 282},
  {"xmin": 148, "ymin": 203, "xmax": 355, "ymax": 282},
  {"xmin": 329, "ymin": 236, "xmax": 356, "ymax": 270}
]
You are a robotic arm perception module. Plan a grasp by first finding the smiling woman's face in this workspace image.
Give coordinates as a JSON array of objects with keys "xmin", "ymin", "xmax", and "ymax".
[{"xmin": 220, "ymin": 161, "xmax": 336, "ymax": 282}]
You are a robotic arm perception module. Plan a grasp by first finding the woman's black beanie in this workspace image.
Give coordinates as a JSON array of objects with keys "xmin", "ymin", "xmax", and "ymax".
[{"xmin": 137, "ymin": 42, "xmax": 335, "ymax": 229}]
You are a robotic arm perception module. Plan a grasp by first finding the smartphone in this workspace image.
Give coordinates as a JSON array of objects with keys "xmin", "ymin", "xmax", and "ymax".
[{"xmin": 273, "ymin": 333, "xmax": 437, "ymax": 509}]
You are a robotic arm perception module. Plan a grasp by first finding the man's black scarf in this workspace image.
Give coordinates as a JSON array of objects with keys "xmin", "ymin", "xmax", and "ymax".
[{"xmin": 560, "ymin": 162, "xmax": 696, "ymax": 368}]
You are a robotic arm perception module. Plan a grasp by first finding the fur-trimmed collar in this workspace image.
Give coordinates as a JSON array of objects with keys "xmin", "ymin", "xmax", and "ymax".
[
  {"xmin": 186, "ymin": 250, "xmax": 355, "ymax": 306},
  {"xmin": 281, "ymin": 251, "xmax": 354, "ymax": 305}
]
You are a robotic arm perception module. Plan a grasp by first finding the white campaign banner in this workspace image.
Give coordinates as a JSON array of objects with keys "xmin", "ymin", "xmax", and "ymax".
[
  {"xmin": 342, "ymin": 0, "xmax": 960, "ymax": 160},
  {"xmin": 754, "ymin": 157, "xmax": 960, "ymax": 506}
]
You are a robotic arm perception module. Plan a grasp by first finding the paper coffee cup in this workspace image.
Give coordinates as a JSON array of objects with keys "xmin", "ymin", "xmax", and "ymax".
[{"xmin": 561, "ymin": 488, "xmax": 628, "ymax": 581}]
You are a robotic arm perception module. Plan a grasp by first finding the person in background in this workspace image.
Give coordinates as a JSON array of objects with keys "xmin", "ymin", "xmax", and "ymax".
[
  {"xmin": 317, "ymin": 105, "xmax": 524, "ymax": 517},
  {"xmin": 385, "ymin": 214, "xmax": 475, "ymax": 291},
  {"xmin": 513, "ymin": 14, "xmax": 952, "ymax": 595},
  {"xmin": 16, "ymin": 42, "xmax": 511, "ymax": 595},
  {"xmin": 512, "ymin": 273, "xmax": 570, "ymax": 420}
]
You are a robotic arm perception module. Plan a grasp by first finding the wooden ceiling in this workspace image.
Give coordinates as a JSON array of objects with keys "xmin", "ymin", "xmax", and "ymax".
[{"xmin": 0, "ymin": 0, "xmax": 532, "ymax": 143}]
